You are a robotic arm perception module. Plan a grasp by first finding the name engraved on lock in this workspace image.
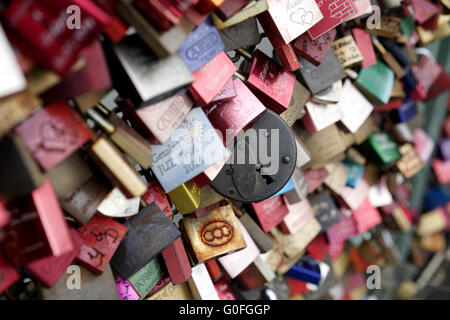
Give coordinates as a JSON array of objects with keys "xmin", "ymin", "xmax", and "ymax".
[
  {"xmin": 200, "ymin": 220, "xmax": 234, "ymax": 247},
  {"xmin": 34, "ymin": 118, "xmax": 80, "ymax": 154},
  {"xmin": 186, "ymin": 32, "xmax": 219, "ymax": 61},
  {"xmin": 157, "ymin": 96, "xmax": 188, "ymax": 131}
]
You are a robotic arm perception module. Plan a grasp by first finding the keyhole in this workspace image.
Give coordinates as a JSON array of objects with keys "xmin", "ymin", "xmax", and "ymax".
[{"xmin": 256, "ymin": 163, "xmax": 274, "ymax": 185}]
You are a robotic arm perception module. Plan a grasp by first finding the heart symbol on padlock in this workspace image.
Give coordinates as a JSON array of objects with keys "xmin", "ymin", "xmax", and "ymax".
[{"xmin": 290, "ymin": 7, "xmax": 314, "ymax": 25}]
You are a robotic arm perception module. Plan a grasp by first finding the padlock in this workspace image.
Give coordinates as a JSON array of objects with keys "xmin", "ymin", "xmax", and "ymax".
[
  {"xmin": 110, "ymin": 204, "xmax": 180, "ymax": 279},
  {"xmin": 198, "ymin": 185, "xmax": 225, "ymax": 209},
  {"xmin": 115, "ymin": 0, "xmax": 194, "ymax": 59},
  {"xmin": 103, "ymin": 33, "xmax": 193, "ymax": 108},
  {"xmin": 162, "ymin": 237, "xmax": 192, "ymax": 285},
  {"xmin": 150, "ymin": 107, "xmax": 228, "ymax": 193},
  {"xmin": 411, "ymin": 55, "xmax": 442, "ymax": 99},
  {"xmin": 311, "ymin": 80, "xmax": 342, "ymax": 104},
  {"xmin": 133, "ymin": 93, "xmax": 193, "ymax": 144},
  {"xmin": 306, "ymin": 234, "xmax": 329, "ymax": 261},
  {"xmin": 378, "ymin": 38, "xmax": 412, "ymax": 69},
  {"xmin": 2, "ymin": 179, "xmax": 73, "ymax": 267},
  {"xmin": 189, "ymin": 51, "xmax": 237, "ymax": 105},
  {"xmin": 410, "ymin": 0, "xmax": 440, "ymax": 24},
  {"xmin": 142, "ymin": 180, "xmax": 173, "ymax": 217},
  {"xmin": 234, "ymin": 48, "xmax": 296, "ymax": 114},
  {"xmin": 14, "ymin": 101, "xmax": 93, "ymax": 171},
  {"xmin": 270, "ymin": 217, "xmax": 321, "ymax": 258},
  {"xmin": 187, "ymin": 263, "xmax": 220, "ymax": 300},
  {"xmin": 234, "ymin": 256, "xmax": 276, "ymax": 290},
  {"xmin": 239, "ymin": 213, "xmax": 274, "ymax": 253},
  {"xmin": 218, "ymin": 219, "xmax": 260, "ymax": 279},
  {"xmin": 257, "ymin": 0, "xmax": 323, "ymax": 49},
  {"xmin": 309, "ymin": 192, "xmax": 341, "ymax": 231},
  {"xmin": 361, "ymin": 132, "xmax": 402, "ymax": 169},
  {"xmin": 210, "ymin": 109, "xmax": 297, "ymax": 202},
  {"xmin": 41, "ymin": 264, "xmax": 119, "ymax": 300},
  {"xmin": 1, "ymin": 0, "xmax": 110, "ymax": 75},
  {"xmin": 86, "ymin": 107, "xmax": 153, "ymax": 169},
  {"xmin": 40, "ymin": 41, "xmax": 112, "ymax": 105},
  {"xmin": 218, "ymin": 17, "xmax": 262, "ymax": 51},
  {"xmin": 365, "ymin": 16, "xmax": 401, "ymax": 38},
  {"xmin": 145, "ymin": 274, "xmax": 172, "ymax": 299},
  {"xmin": 439, "ymin": 138, "xmax": 450, "ymax": 161},
  {"xmin": 323, "ymin": 162, "xmax": 349, "ymax": 194},
  {"xmin": 76, "ymin": 215, "xmax": 127, "ymax": 274},
  {"xmin": 215, "ymin": 0, "xmax": 250, "ymax": 21},
  {"xmin": 202, "ymin": 78, "xmax": 266, "ymax": 143},
  {"xmin": 354, "ymin": 60, "xmax": 394, "ymax": 106},
  {"xmin": 147, "ymin": 281, "xmax": 194, "ymax": 300},
  {"xmin": 280, "ymin": 197, "xmax": 315, "ymax": 234},
  {"xmin": 89, "ymin": 136, "xmax": 147, "ymax": 198},
  {"xmin": 307, "ymin": 0, "xmax": 359, "ymax": 40},
  {"xmin": 344, "ymin": 161, "xmax": 364, "ymax": 188},
  {"xmin": 351, "ymin": 198, "xmax": 382, "ymax": 234},
  {"xmin": 0, "ymin": 91, "xmax": 41, "ymax": 138},
  {"xmin": 97, "ymin": 187, "xmax": 140, "ymax": 218},
  {"xmin": 326, "ymin": 210, "xmax": 358, "ymax": 244},
  {"xmin": 214, "ymin": 278, "xmax": 237, "ymax": 300},
  {"xmin": 351, "ymin": 28, "xmax": 377, "ymax": 68},
  {"xmin": 133, "ymin": 0, "xmax": 177, "ymax": 31},
  {"xmin": 280, "ymin": 81, "xmax": 311, "ymax": 127},
  {"xmin": 285, "ymin": 256, "xmax": 321, "ymax": 285},
  {"xmin": 432, "ymin": 159, "xmax": 450, "ymax": 184},
  {"xmin": 23, "ymin": 228, "xmax": 84, "ymax": 288},
  {"xmin": 368, "ymin": 176, "xmax": 393, "ymax": 208},
  {"xmin": 283, "ymin": 169, "xmax": 308, "ymax": 204},
  {"xmin": 178, "ymin": 17, "xmax": 226, "ymax": 72},
  {"xmin": 205, "ymin": 259, "xmax": 224, "ymax": 282},
  {"xmin": 59, "ymin": 175, "xmax": 110, "ymax": 224},
  {"xmin": 338, "ymin": 177, "xmax": 370, "ymax": 211},
  {"xmin": 372, "ymin": 37, "xmax": 405, "ymax": 79},
  {"xmin": 115, "ymin": 276, "xmax": 140, "ymax": 300},
  {"xmin": 211, "ymin": 0, "xmax": 268, "ymax": 30},
  {"xmin": 181, "ymin": 205, "xmax": 247, "ymax": 263},
  {"xmin": 416, "ymin": 208, "xmax": 448, "ymax": 237},
  {"xmin": 295, "ymin": 49, "xmax": 345, "ymax": 94},
  {"xmin": 303, "ymin": 168, "xmax": 329, "ymax": 193},
  {"xmin": 126, "ymin": 258, "xmax": 164, "ymax": 299},
  {"xmin": 168, "ymin": 181, "xmax": 202, "ymax": 215},
  {"xmin": 44, "ymin": 152, "xmax": 93, "ymax": 198},
  {"xmin": 0, "ymin": 24, "xmax": 26, "ymax": 98},
  {"xmin": 332, "ymin": 35, "xmax": 363, "ymax": 69},
  {"xmin": 301, "ymin": 101, "xmax": 343, "ymax": 134},
  {"xmin": 0, "ymin": 134, "xmax": 44, "ymax": 202},
  {"xmin": 396, "ymin": 144, "xmax": 424, "ymax": 178},
  {"xmin": 389, "ymin": 98, "xmax": 418, "ymax": 124},
  {"xmin": 209, "ymin": 78, "xmax": 238, "ymax": 103},
  {"xmin": 0, "ymin": 251, "xmax": 20, "ymax": 295},
  {"xmin": 293, "ymin": 29, "xmax": 336, "ymax": 67}
]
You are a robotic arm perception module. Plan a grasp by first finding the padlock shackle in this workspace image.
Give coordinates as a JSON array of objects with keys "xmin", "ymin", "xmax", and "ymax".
[
  {"xmin": 235, "ymin": 48, "xmax": 253, "ymax": 61},
  {"xmin": 86, "ymin": 108, "xmax": 115, "ymax": 135}
]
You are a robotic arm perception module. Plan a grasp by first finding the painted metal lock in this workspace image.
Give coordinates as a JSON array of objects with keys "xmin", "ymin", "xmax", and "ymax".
[
  {"xmin": 192, "ymin": 155, "xmax": 229, "ymax": 188},
  {"xmin": 210, "ymin": 109, "xmax": 297, "ymax": 202},
  {"xmin": 218, "ymin": 17, "xmax": 262, "ymax": 51},
  {"xmin": 105, "ymin": 33, "xmax": 193, "ymax": 107},
  {"xmin": 202, "ymin": 78, "xmax": 266, "ymax": 143},
  {"xmin": 2, "ymin": 0, "xmax": 110, "ymax": 75},
  {"xmin": 280, "ymin": 196, "xmax": 315, "ymax": 234},
  {"xmin": 135, "ymin": 93, "xmax": 193, "ymax": 145},
  {"xmin": 331, "ymin": 35, "xmax": 364, "ymax": 68},
  {"xmin": 127, "ymin": 258, "xmax": 164, "ymax": 299},
  {"xmin": 150, "ymin": 107, "xmax": 228, "ymax": 193},
  {"xmin": 354, "ymin": 60, "xmax": 394, "ymax": 106},
  {"xmin": 189, "ymin": 51, "xmax": 237, "ymax": 105},
  {"xmin": 168, "ymin": 181, "xmax": 202, "ymax": 215},
  {"xmin": 142, "ymin": 180, "xmax": 173, "ymax": 217},
  {"xmin": 309, "ymin": 192, "xmax": 341, "ymax": 231},
  {"xmin": 211, "ymin": 0, "xmax": 268, "ymax": 29},
  {"xmin": 162, "ymin": 237, "xmax": 192, "ymax": 285},
  {"xmin": 361, "ymin": 132, "xmax": 402, "ymax": 169},
  {"xmin": 286, "ymin": 256, "xmax": 321, "ymax": 285},
  {"xmin": 396, "ymin": 143, "xmax": 424, "ymax": 178},
  {"xmin": 295, "ymin": 49, "xmax": 345, "ymax": 94},
  {"xmin": 312, "ymin": 80, "xmax": 342, "ymax": 104},
  {"xmin": 239, "ymin": 213, "xmax": 274, "ymax": 253},
  {"xmin": 258, "ymin": 0, "xmax": 323, "ymax": 49},
  {"xmin": 181, "ymin": 205, "xmax": 247, "ymax": 263},
  {"xmin": 76, "ymin": 215, "xmax": 127, "ymax": 274},
  {"xmin": 439, "ymin": 138, "xmax": 450, "ymax": 161},
  {"xmin": 351, "ymin": 198, "xmax": 382, "ymax": 233},
  {"xmin": 344, "ymin": 161, "xmax": 364, "ymax": 188},
  {"xmin": 14, "ymin": 101, "xmax": 93, "ymax": 171},
  {"xmin": 188, "ymin": 263, "xmax": 220, "ymax": 300},
  {"xmin": 215, "ymin": 0, "xmax": 249, "ymax": 21},
  {"xmin": 352, "ymin": 28, "xmax": 377, "ymax": 68},
  {"xmin": 338, "ymin": 177, "xmax": 370, "ymax": 211},
  {"xmin": 239, "ymin": 49, "xmax": 296, "ymax": 114},
  {"xmin": 178, "ymin": 17, "xmax": 225, "ymax": 72},
  {"xmin": 97, "ymin": 187, "xmax": 140, "ymax": 218},
  {"xmin": 0, "ymin": 252, "xmax": 19, "ymax": 295},
  {"xmin": 215, "ymin": 278, "xmax": 237, "ymax": 300},
  {"xmin": 302, "ymin": 101, "xmax": 343, "ymax": 134},
  {"xmin": 390, "ymin": 98, "xmax": 418, "ymax": 123},
  {"xmin": 280, "ymin": 81, "xmax": 311, "ymax": 127},
  {"xmin": 307, "ymin": 0, "xmax": 359, "ymax": 40},
  {"xmin": 326, "ymin": 210, "xmax": 358, "ymax": 244},
  {"xmin": 293, "ymin": 29, "xmax": 336, "ymax": 66},
  {"xmin": 2, "ymin": 179, "xmax": 73, "ymax": 267},
  {"xmin": 24, "ymin": 228, "xmax": 84, "ymax": 288},
  {"xmin": 251, "ymin": 195, "xmax": 289, "ymax": 233},
  {"xmin": 110, "ymin": 204, "xmax": 180, "ymax": 279}
]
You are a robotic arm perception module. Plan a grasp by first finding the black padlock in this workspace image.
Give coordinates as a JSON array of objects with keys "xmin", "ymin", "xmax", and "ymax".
[{"xmin": 210, "ymin": 109, "xmax": 297, "ymax": 203}]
